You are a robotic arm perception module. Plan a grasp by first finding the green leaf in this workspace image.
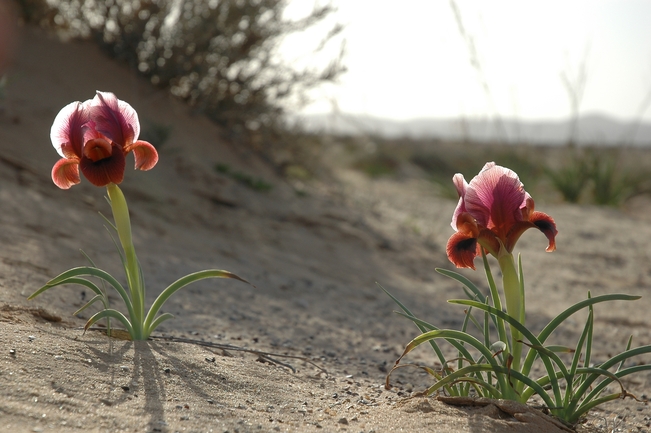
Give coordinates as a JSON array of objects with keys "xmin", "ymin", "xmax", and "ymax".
[
  {"xmin": 42, "ymin": 276, "xmax": 105, "ymax": 299},
  {"xmin": 481, "ymin": 251, "xmax": 508, "ymax": 346},
  {"xmin": 435, "ymin": 268, "xmax": 485, "ymax": 300},
  {"xmin": 424, "ymin": 363, "xmax": 557, "ymax": 409},
  {"xmin": 379, "ymin": 284, "xmax": 448, "ymax": 361},
  {"xmin": 143, "ymin": 270, "xmax": 250, "ymax": 337},
  {"xmin": 537, "ymin": 294, "xmax": 640, "ymax": 344},
  {"xmin": 29, "ymin": 267, "xmax": 135, "ymax": 321},
  {"xmin": 449, "ymin": 299, "xmax": 566, "ymax": 403},
  {"xmin": 571, "ymin": 364, "xmax": 651, "ymax": 423},
  {"xmin": 73, "ymin": 294, "xmax": 107, "ymax": 316},
  {"xmin": 393, "ymin": 311, "xmax": 478, "ymax": 365},
  {"xmin": 521, "ymin": 294, "xmax": 641, "ymax": 382},
  {"xmin": 84, "ymin": 309, "xmax": 134, "ymax": 337},
  {"xmin": 564, "ymin": 303, "xmax": 594, "ymax": 408},
  {"xmin": 399, "ymin": 329, "xmax": 498, "ymax": 371},
  {"xmin": 146, "ymin": 312, "xmax": 175, "ymax": 334},
  {"xmin": 568, "ymin": 345, "xmax": 651, "ymax": 412}
]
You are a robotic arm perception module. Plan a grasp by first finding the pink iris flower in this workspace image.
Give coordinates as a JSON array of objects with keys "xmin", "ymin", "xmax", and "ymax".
[
  {"xmin": 447, "ymin": 162, "xmax": 557, "ymax": 269},
  {"xmin": 50, "ymin": 91, "xmax": 158, "ymax": 189}
]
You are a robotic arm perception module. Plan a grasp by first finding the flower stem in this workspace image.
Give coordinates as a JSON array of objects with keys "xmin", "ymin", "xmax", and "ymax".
[
  {"xmin": 498, "ymin": 251, "xmax": 523, "ymax": 372},
  {"xmin": 107, "ymin": 183, "xmax": 143, "ymax": 338}
]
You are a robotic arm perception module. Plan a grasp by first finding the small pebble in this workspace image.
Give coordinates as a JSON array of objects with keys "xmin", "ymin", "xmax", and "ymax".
[
  {"xmin": 121, "ymin": 386, "xmax": 130, "ymax": 392},
  {"xmin": 9, "ymin": 349, "xmax": 16, "ymax": 356},
  {"xmin": 28, "ymin": 335, "xmax": 36, "ymax": 341},
  {"xmin": 120, "ymin": 365, "xmax": 129, "ymax": 372},
  {"xmin": 163, "ymin": 368, "xmax": 171, "ymax": 374},
  {"xmin": 337, "ymin": 418, "xmax": 348, "ymax": 425},
  {"xmin": 205, "ymin": 357, "xmax": 216, "ymax": 363},
  {"xmin": 54, "ymin": 355, "xmax": 63, "ymax": 360}
]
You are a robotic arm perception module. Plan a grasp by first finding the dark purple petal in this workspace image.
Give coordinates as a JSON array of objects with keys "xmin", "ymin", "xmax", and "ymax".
[
  {"xmin": 89, "ymin": 91, "xmax": 139, "ymax": 148},
  {"xmin": 79, "ymin": 144, "xmax": 126, "ymax": 187}
]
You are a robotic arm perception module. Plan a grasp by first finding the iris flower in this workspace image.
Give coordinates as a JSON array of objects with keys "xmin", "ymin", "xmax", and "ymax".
[
  {"xmin": 33, "ymin": 91, "xmax": 248, "ymax": 340},
  {"xmin": 445, "ymin": 162, "xmax": 558, "ymax": 372},
  {"xmin": 447, "ymin": 162, "xmax": 557, "ymax": 270},
  {"xmin": 50, "ymin": 91, "xmax": 158, "ymax": 189}
]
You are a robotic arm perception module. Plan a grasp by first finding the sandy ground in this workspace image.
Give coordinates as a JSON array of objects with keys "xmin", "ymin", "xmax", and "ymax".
[{"xmin": 1, "ymin": 26, "xmax": 650, "ymax": 432}]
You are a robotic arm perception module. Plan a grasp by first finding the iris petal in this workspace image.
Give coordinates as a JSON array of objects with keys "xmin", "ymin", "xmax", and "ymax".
[
  {"xmin": 90, "ymin": 91, "xmax": 139, "ymax": 147},
  {"xmin": 503, "ymin": 212, "xmax": 558, "ymax": 253},
  {"xmin": 446, "ymin": 231, "xmax": 480, "ymax": 269},
  {"xmin": 476, "ymin": 228, "xmax": 501, "ymax": 257},
  {"xmin": 51, "ymin": 157, "xmax": 81, "ymax": 190},
  {"xmin": 465, "ymin": 163, "xmax": 525, "ymax": 231},
  {"xmin": 530, "ymin": 211, "xmax": 558, "ymax": 252},
  {"xmin": 450, "ymin": 173, "xmax": 469, "ymax": 230},
  {"xmin": 79, "ymin": 144, "xmax": 126, "ymax": 187},
  {"xmin": 50, "ymin": 101, "xmax": 89, "ymax": 158},
  {"xmin": 83, "ymin": 138, "xmax": 113, "ymax": 162},
  {"xmin": 126, "ymin": 140, "xmax": 158, "ymax": 171}
]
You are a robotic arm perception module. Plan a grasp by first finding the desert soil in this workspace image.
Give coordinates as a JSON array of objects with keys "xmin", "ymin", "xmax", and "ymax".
[{"xmin": 1, "ymin": 26, "xmax": 650, "ymax": 433}]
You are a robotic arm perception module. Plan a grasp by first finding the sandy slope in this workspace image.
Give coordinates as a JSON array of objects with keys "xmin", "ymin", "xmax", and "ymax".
[{"xmin": 0, "ymin": 26, "xmax": 650, "ymax": 432}]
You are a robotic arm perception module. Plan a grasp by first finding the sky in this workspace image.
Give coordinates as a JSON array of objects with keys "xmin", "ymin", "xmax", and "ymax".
[{"xmin": 281, "ymin": 0, "xmax": 651, "ymax": 122}]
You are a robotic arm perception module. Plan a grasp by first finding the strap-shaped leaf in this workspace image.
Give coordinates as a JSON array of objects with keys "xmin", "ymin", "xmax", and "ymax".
[
  {"xmin": 146, "ymin": 312, "xmax": 175, "ymax": 335},
  {"xmin": 73, "ymin": 294, "xmax": 107, "ymax": 316},
  {"xmin": 143, "ymin": 270, "xmax": 250, "ymax": 337},
  {"xmin": 449, "ymin": 299, "xmax": 565, "ymax": 403},
  {"xmin": 436, "ymin": 268, "xmax": 485, "ymax": 300},
  {"xmin": 521, "ymin": 294, "xmax": 641, "ymax": 383},
  {"xmin": 29, "ymin": 267, "xmax": 134, "ymax": 320},
  {"xmin": 84, "ymin": 308, "xmax": 134, "ymax": 337},
  {"xmin": 571, "ymin": 364, "xmax": 651, "ymax": 424},
  {"xmin": 568, "ymin": 346, "xmax": 651, "ymax": 415}
]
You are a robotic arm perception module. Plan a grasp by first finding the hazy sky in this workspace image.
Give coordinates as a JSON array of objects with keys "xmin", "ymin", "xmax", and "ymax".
[{"xmin": 282, "ymin": 1, "xmax": 651, "ymax": 122}]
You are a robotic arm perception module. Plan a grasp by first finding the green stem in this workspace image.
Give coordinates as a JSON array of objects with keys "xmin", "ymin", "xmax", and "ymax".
[
  {"xmin": 497, "ymin": 251, "xmax": 523, "ymax": 372},
  {"xmin": 106, "ymin": 183, "xmax": 143, "ymax": 338}
]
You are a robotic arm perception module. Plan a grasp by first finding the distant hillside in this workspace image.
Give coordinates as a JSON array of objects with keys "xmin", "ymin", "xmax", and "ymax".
[{"xmin": 294, "ymin": 113, "xmax": 651, "ymax": 146}]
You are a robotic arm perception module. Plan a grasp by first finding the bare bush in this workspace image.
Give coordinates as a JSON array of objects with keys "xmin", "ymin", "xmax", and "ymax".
[{"xmin": 19, "ymin": 0, "xmax": 345, "ymax": 137}]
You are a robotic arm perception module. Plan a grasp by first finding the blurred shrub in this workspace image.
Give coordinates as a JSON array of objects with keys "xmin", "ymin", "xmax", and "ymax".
[
  {"xmin": 410, "ymin": 151, "xmax": 475, "ymax": 199},
  {"xmin": 546, "ymin": 147, "xmax": 651, "ymax": 206},
  {"xmin": 409, "ymin": 143, "xmax": 545, "ymax": 199},
  {"xmin": 491, "ymin": 150, "xmax": 544, "ymax": 195},
  {"xmin": 215, "ymin": 162, "xmax": 273, "ymax": 192},
  {"xmin": 353, "ymin": 153, "xmax": 399, "ymax": 178},
  {"xmin": 585, "ymin": 148, "xmax": 649, "ymax": 206},
  {"xmin": 545, "ymin": 152, "xmax": 589, "ymax": 203},
  {"xmin": 20, "ymin": 0, "xmax": 345, "ymax": 136}
]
